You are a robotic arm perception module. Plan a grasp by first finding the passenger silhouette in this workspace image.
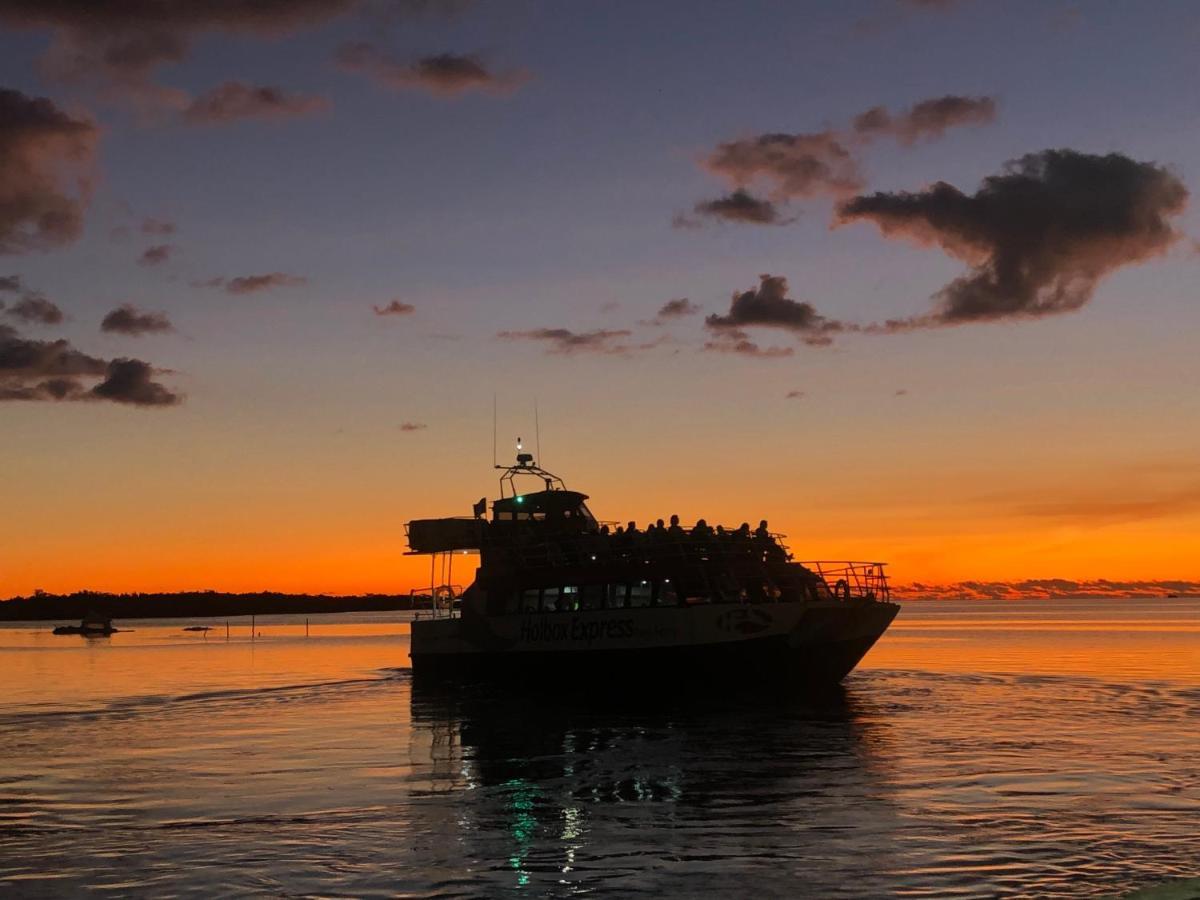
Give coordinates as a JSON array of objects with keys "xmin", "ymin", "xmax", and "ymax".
[{"xmin": 667, "ymin": 514, "xmax": 684, "ymax": 537}]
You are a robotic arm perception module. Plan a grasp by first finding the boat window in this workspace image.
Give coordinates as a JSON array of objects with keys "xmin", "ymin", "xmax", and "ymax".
[
  {"xmin": 521, "ymin": 588, "xmax": 540, "ymax": 612},
  {"xmin": 606, "ymin": 583, "xmax": 628, "ymax": 609},
  {"xmin": 657, "ymin": 580, "xmax": 679, "ymax": 607},
  {"xmin": 561, "ymin": 585, "xmax": 579, "ymax": 612},
  {"xmin": 541, "ymin": 586, "xmax": 561, "ymax": 612},
  {"xmin": 629, "ymin": 580, "xmax": 653, "ymax": 608},
  {"xmin": 577, "ymin": 503, "xmax": 597, "ymax": 526},
  {"xmin": 580, "ymin": 583, "xmax": 605, "ymax": 610}
]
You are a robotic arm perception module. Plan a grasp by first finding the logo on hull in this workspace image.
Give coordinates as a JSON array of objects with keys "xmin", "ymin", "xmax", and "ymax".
[{"xmin": 715, "ymin": 607, "xmax": 773, "ymax": 635}]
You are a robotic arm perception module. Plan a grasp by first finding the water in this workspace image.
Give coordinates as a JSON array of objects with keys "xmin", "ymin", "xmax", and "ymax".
[{"xmin": 1, "ymin": 601, "xmax": 1197, "ymax": 897}]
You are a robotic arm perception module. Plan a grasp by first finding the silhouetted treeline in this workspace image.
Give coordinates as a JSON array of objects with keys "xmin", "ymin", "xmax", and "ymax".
[{"xmin": 0, "ymin": 590, "xmax": 417, "ymax": 622}]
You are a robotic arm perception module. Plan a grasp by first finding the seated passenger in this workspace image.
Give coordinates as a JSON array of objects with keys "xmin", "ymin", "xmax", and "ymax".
[
  {"xmin": 667, "ymin": 514, "xmax": 685, "ymax": 537},
  {"xmin": 754, "ymin": 519, "xmax": 771, "ymax": 540},
  {"xmin": 691, "ymin": 518, "xmax": 713, "ymax": 538}
]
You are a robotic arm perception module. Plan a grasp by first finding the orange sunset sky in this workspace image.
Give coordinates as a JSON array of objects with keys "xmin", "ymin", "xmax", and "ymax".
[{"xmin": 2, "ymin": 2, "xmax": 1199, "ymax": 598}]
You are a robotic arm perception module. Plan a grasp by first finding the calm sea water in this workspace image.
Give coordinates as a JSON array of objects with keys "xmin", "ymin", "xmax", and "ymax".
[{"xmin": 1, "ymin": 599, "xmax": 1197, "ymax": 898}]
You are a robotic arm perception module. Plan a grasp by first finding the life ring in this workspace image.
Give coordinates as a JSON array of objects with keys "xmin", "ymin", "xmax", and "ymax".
[{"xmin": 833, "ymin": 579, "xmax": 851, "ymax": 602}]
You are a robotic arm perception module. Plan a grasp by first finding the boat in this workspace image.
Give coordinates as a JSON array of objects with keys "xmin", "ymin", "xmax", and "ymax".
[
  {"xmin": 405, "ymin": 446, "xmax": 899, "ymax": 686},
  {"xmin": 52, "ymin": 611, "xmax": 117, "ymax": 636}
]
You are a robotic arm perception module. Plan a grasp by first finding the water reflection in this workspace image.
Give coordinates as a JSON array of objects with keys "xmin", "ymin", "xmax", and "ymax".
[{"xmin": 409, "ymin": 682, "xmax": 907, "ymax": 895}]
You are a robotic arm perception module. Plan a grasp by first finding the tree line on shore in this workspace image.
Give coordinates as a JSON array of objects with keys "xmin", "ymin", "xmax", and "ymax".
[{"xmin": 0, "ymin": 590, "xmax": 416, "ymax": 621}]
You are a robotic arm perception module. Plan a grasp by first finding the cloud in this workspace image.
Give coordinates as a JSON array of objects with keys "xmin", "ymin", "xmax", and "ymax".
[
  {"xmin": 140, "ymin": 217, "xmax": 175, "ymax": 236},
  {"xmin": 894, "ymin": 388, "xmax": 908, "ymax": 396},
  {"xmin": 655, "ymin": 298, "xmax": 699, "ymax": 319},
  {"xmin": 399, "ymin": 421, "xmax": 427, "ymax": 432},
  {"xmin": 0, "ymin": 322, "xmax": 180, "ymax": 405},
  {"xmin": 138, "ymin": 243, "xmax": 175, "ymax": 266},
  {"xmin": 100, "ymin": 303, "xmax": 173, "ymax": 336},
  {"xmin": 705, "ymin": 274, "xmax": 846, "ymax": 346},
  {"xmin": 852, "ymin": 95, "xmax": 996, "ymax": 145},
  {"xmin": 5, "ymin": 294, "xmax": 64, "ymax": 325},
  {"xmin": 691, "ymin": 94, "xmax": 997, "ymax": 219},
  {"xmin": 0, "ymin": 88, "xmax": 98, "ymax": 254},
  {"xmin": 90, "ymin": 358, "xmax": 180, "ymax": 406},
  {"xmin": 702, "ymin": 330, "xmax": 794, "ymax": 358},
  {"xmin": 836, "ymin": 149, "xmax": 1188, "ymax": 326},
  {"xmin": 785, "ymin": 390, "xmax": 805, "ymax": 399},
  {"xmin": 335, "ymin": 44, "xmax": 531, "ymax": 96},
  {"xmin": 373, "ymin": 300, "xmax": 415, "ymax": 316},
  {"xmin": 183, "ymin": 81, "xmax": 330, "ymax": 124},
  {"xmin": 497, "ymin": 327, "xmax": 640, "ymax": 355},
  {"xmin": 703, "ymin": 130, "xmax": 863, "ymax": 201},
  {"xmin": 198, "ymin": 272, "xmax": 307, "ymax": 295},
  {"xmin": 678, "ymin": 189, "xmax": 794, "ymax": 227},
  {"xmin": 0, "ymin": 275, "xmax": 22, "ymax": 291},
  {"xmin": 0, "ymin": 1, "xmax": 461, "ymax": 109},
  {"xmin": 892, "ymin": 579, "xmax": 1200, "ymax": 602}
]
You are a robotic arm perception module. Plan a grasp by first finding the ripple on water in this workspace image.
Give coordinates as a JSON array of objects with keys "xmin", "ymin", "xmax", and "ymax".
[{"xmin": 0, "ymin": 607, "xmax": 1198, "ymax": 897}]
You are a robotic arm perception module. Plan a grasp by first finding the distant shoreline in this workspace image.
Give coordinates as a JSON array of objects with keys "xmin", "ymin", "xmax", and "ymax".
[
  {"xmin": 0, "ymin": 592, "xmax": 419, "ymax": 622},
  {"xmin": 2, "ymin": 588, "xmax": 1194, "ymax": 623}
]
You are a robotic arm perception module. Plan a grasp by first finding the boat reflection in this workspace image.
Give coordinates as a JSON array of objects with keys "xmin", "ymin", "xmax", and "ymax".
[{"xmin": 408, "ymin": 681, "xmax": 905, "ymax": 893}]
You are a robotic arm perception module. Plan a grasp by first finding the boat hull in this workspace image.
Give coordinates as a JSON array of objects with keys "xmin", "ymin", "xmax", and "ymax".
[{"xmin": 411, "ymin": 599, "xmax": 898, "ymax": 687}]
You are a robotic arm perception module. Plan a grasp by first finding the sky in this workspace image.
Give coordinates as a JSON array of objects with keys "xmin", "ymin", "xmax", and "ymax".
[{"xmin": 2, "ymin": 0, "xmax": 1199, "ymax": 598}]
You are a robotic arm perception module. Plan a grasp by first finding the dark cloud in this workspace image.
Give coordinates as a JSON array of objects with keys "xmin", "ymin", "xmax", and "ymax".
[
  {"xmin": 183, "ymin": 81, "xmax": 330, "ymax": 124},
  {"xmin": 656, "ymin": 298, "xmax": 699, "ymax": 319},
  {"xmin": 140, "ymin": 217, "xmax": 175, "ymax": 236},
  {"xmin": 373, "ymin": 300, "xmax": 414, "ymax": 316},
  {"xmin": 198, "ymin": 272, "xmax": 307, "ymax": 294},
  {"xmin": 705, "ymin": 274, "xmax": 846, "ymax": 346},
  {"xmin": 100, "ymin": 303, "xmax": 173, "ymax": 335},
  {"xmin": 0, "ymin": 275, "xmax": 22, "ymax": 291},
  {"xmin": 0, "ymin": 374, "xmax": 84, "ymax": 401},
  {"xmin": 5, "ymin": 294, "xmax": 64, "ymax": 325},
  {"xmin": 703, "ymin": 130, "xmax": 862, "ymax": 201},
  {"xmin": 90, "ymin": 358, "xmax": 179, "ymax": 405},
  {"xmin": 0, "ymin": 322, "xmax": 105, "ymax": 378},
  {"xmin": 852, "ymin": 95, "xmax": 996, "ymax": 145},
  {"xmin": 692, "ymin": 94, "xmax": 997, "ymax": 221},
  {"xmin": 0, "ymin": 88, "xmax": 98, "ymax": 254},
  {"xmin": 399, "ymin": 421, "xmax": 427, "ymax": 432},
  {"xmin": 894, "ymin": 388, "xmax": 908, "ymax": 396},
  {"xmin": 836, "ymin": 149, "xmax": 1188, "ymax": 326},
  {"xmin": 138, "ymin": 243, "xmax": 174, "ymax": 266},
  {"xmin": 0, "ymin": 321, "xmax": 179, "ymax": 405},
  {"xmin": 498, "ymin": 327, "xmax": 639, "ymax": 355},
  {"xmin": 785, "ymin": 390, "xmax": 806, "ymax": 399},
  {"xmin": 336, "ymin": 43, "xmax": 531, "ymax": 96},
  {"xmin": 680, "ymin": 189, "xmax": 793, "ymax": 227}
]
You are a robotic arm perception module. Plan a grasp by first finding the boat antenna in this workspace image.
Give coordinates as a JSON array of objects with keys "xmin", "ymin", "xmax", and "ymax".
[{"xmin": 534, "ymin": 399, "xmax": 541, "ymax": 466}]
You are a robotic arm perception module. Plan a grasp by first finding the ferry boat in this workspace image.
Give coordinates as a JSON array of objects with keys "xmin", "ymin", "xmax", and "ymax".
[{"xmin": 406, "ymin": 448, "xmax": 898, "ymax": 685}]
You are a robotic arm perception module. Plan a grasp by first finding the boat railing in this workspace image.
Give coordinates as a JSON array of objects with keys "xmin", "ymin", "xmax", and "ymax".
[
  {"xmin": 796, "ymin": 561, "xmax": 890, "ymax": 602},
  {"xmin": 410, "ymin": 584, "xmax": 464, "ymax": 620}
]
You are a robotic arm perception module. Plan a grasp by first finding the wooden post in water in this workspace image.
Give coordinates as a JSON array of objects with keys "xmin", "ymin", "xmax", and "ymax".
[
  {"xmin": 251, "ymin": 614, "xmax": 255, "ymax": 640},
  {"xmin": 225, "ymin": 621, "xmax": 230, "ymax": 640},
  {"xmin": 305, "ymin": 617, "xmax": 309, "ymax": 637}
]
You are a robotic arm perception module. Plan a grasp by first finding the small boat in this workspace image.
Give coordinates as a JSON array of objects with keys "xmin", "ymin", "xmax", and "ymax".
[
  {"xmin": 53, "ymin": 611, "xmax": 117, "ymax": 636},
  {"xmin": 405, "ymin": 445, "xmax": 899, "ymax": 686},
  {"xmin": 182, "ymin": 626, "xmax": 212, "ymax": 632}
]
